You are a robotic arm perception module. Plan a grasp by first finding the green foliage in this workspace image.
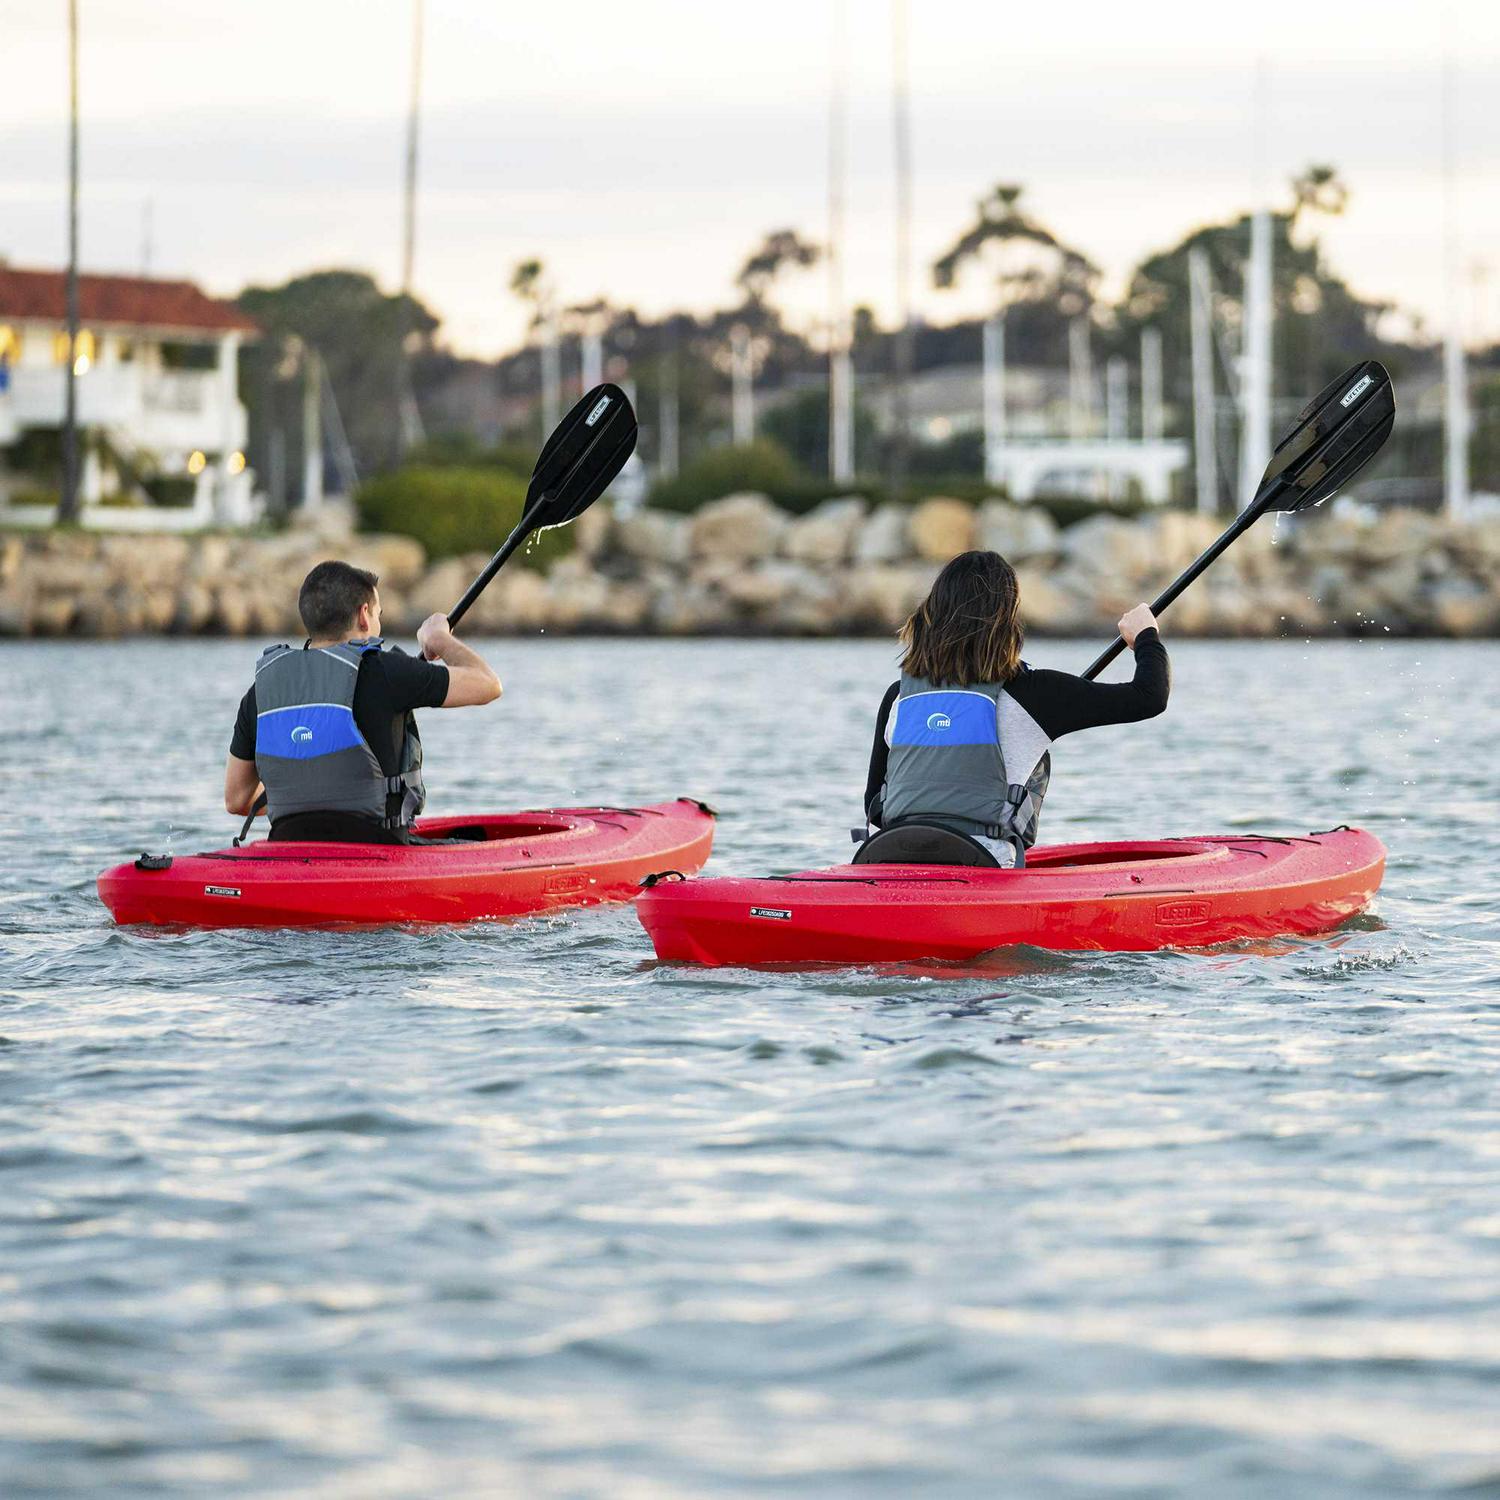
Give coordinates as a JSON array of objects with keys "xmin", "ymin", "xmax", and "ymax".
[
  {"xmin": 760, "ymin": 389, "xmax": 879, "ymax": 475},
  {"xmin": 649, "ymin": 440, "xmax": 800, "ymax": 512},
  {"xmin": 406, "ymin": 433, "xmax": 534, "ymax": 477},
  {"xmin": 237, "ymin": 270, "xmax": 441, "ymax": 484},
  {"xmin": 7, "ymin": 488, "xmax": 60, "ymax": 509},
  {"xmin": 355, "ymin": 466, "xmax": 571, "ymax": 568},
  {"xmin": 1472, "ymin": 370, "xmax": 1500, "ymax": 491},
  {"xmin": 140, "ymin": 476, "xmax": 197, "ymax": 507}
]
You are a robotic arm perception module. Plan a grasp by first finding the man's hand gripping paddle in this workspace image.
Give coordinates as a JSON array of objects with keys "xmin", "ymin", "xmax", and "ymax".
[
  {"xmin": 446, "ymin": 383, "xmax": 639, "ymax": 631},
  {"xmin": 1082, "ymin": 360, "xmax": 1396, "ymax": 680}
]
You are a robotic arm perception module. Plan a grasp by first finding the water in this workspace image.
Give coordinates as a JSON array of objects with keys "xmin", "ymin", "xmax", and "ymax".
[{"xmin": 2, "ymin": 637, "xmax": 1498, "ymax": 1499}]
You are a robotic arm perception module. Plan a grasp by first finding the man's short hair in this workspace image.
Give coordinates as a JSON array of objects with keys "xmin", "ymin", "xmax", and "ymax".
[{"xmin": 299, "ymin": 560, "xmax": 379, "ymax": 637}]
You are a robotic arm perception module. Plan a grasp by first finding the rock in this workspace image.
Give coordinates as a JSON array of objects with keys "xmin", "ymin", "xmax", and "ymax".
[
  {"xmin": 1046, "ymin": 562, "xmax": 1135, "ymax": 622},
  {"xmin": 455, "ymin": 567, "xmax": 551, "ymax": 632},
  {"xmin": 1365, "ymin": 554, "xmax": 1425, "ymax": 615},
  {"xmin": 854, "ymin": 504, "xmax": 912, "ymax": 564},
  {"xmin": 97, "ymin": 534, "xmax": 191, "ymax": 587},
  {"xmin": 344, "ymin": 533, "xmax": 428, "ymax": 589},
  {"xmin": 172, "ymin": 581, "xmax": 216, "ymax": 633},
  {"xmin": 0, "ymin": 534, "xmax": 24, "ymax": 585},
  {"xmin": 404, "ymin": 554, "xmax": 490, "ymax": 625},
  {"xmin": 593, "ymin": 580, "xmax": 652, "ymax": 632},
  {"xmin": 687, "ymin": 492, "xmax": 787, "ymax": 562},
  {"xmin": 616, "ymin": 507, "xmax": 689, "ymax": 566},
  {"xmin": 29, "ymin": 595, "xmax": 77, "ymax": 635},
  {"xmin": 1355, "ymin": 509, "xmax": 1443, "ymax": 567},
  {"xmin": 782, "ymin": 497, "xmax": 867, "ymax": 564},
  {"xmin": 839, "ymin": 563, "xmax": 939, "ymax": 632},
  {"xmin": 544, "ymin": 560, "xmax": 615, "ymax": 632},
  {"xmin": 719, "ymin": 561, "xmax": 837, "ymax": 631},
  {"xmin": 1059, "ymin": 515, "xmax": 1155, "ymax": 581},
  {"xmin": 27, "ymin": 554, "xmax": 98, "ymax": 595},
  {"xmin": 211, "ymin": 587, "xmax": 256, "ymax": 636},
  {"xmin": 720, "ymin": 564, "xmax": 792, "ymax": 611},
  {"xmin": 649, "ymin": 579, "xmax": 725, "ymax": 634},
  {"xmin": 1447, "ymin": 516, "xmax": 1500, "ymax": 572},
  {"xmin": 907, "ymin": 497, "xmax": 975, "ymax": 562},
  {"xmin": 0, "ymin": 577, "xmax": 31, "ymax": 636},
  {"xmin": 1425, "ymin": 577, "xmax": 1500, "ymax": 635},
  {"xmin": 976, "ymin": 501, "xmax": 1058, "ymax": 561},
  {"xmin": 571, "ymin": 501, "xmax": 615, "ymax": 561},
  {"xmin": 1014, "ymin": 566, "xmax": 1089, "ymax": 634},
  {"xmin": 1138, "ymin": 510, "xmax": 1221, "ymax": 572}
]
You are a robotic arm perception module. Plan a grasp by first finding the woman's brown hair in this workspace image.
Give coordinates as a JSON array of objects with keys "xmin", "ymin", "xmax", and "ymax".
[{"xmin": 899, "ymin": 549, "xmax": 1024, "ymax": 686}]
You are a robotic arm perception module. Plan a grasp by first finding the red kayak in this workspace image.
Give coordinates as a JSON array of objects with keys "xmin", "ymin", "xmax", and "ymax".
[
  {"xmin": 100, "ymin": 800, "xmax": 715, "ymax": 928},
  {"xmin": 637, "ymin": 827, "xmax": 1385, "ymax": 966}
]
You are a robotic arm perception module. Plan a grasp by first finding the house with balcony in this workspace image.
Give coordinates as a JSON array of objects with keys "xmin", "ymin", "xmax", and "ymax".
[{"xmin": 0, "ymin": 266, "xmax": 259, "ymax": 528}]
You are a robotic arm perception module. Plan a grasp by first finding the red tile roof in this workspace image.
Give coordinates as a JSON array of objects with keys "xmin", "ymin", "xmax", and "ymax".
[{"xmin": 0, "ymin": 266, "xmax": 259, "ymax": 335}]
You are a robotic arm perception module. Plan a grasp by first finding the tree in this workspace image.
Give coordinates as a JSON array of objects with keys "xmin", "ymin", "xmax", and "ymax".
[
  {"xmin": 509, "ymin": 258, "xmax": 552, "ymax": 329},
  {"xmin": 932, "ymin": 184, "xmax": 1100, "ymax": 366},
  {"xmin": 1109, "ymin": 166, "xmax": 1415, "ymax": 421},
  {"xmin": 735, "ymin": 228, "xmax": 823, "ymax": 312},
  {"xmin": 237, "ymin": 270, "xmax": 440, "ymax": 480}
]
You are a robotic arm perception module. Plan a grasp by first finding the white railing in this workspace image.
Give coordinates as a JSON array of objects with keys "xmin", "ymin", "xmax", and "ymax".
[{"xmin": 144, "ymin": 370, "xmax": 213, "ymax": 414}]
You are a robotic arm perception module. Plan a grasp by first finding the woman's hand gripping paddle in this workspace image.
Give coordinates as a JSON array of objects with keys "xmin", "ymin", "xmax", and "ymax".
[
  {"xmin": 1082, "ymin": 360, "xmax": 1396, "ymax": 680},
  {"xmin": 446, "ymin": 383, "xmax": 639, "ymax": 631}
]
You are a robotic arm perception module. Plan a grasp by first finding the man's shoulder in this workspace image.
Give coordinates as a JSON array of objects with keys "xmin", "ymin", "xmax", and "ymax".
[{"xmin": 366, "ymin": 643, "xmax": 448, "ymax": 707}]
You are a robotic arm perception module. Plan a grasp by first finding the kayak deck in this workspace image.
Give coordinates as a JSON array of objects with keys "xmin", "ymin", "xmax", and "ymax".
[
  {"xmin": 99, "ymin": 800, "xmax": 716, "ymax": 928},
  {"xmin": 636, "ymin": 828, "xmax": 1386, "ymax": 966}
]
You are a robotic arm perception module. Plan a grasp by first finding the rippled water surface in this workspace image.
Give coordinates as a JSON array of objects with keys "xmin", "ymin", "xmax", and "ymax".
[{"xmin": 2, "ymin": 636, "xmax": 1498, "ymax": 1498}]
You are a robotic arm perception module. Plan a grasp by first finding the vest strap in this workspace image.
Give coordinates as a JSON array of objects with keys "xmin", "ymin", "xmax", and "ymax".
[{"xmin": 234, "ymin": 789, "xmax": 268, "ymax": 847}]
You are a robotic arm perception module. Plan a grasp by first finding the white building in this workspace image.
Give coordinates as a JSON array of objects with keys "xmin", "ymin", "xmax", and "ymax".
[{"xmin": 0, "ymin": 266, "xmax": 260, "ymax": 528}]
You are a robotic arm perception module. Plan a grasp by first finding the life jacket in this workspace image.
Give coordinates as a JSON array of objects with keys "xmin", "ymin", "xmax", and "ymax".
[
  {"xmin": 252, "ymin": 638, "xmax": 425, "ymax": 833},
  {"xmin": 877, "ymin": 672, "xmax": 1051, "ymax": 854}
]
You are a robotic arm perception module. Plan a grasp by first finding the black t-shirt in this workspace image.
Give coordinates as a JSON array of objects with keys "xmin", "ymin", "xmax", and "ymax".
[
  {"xmin": 864, "ymin": 629, "xmax": 1170, "ymax": 817},
  {"xmin": 231, "ymin": 645, "xmax": 450, "ymax": 775}
]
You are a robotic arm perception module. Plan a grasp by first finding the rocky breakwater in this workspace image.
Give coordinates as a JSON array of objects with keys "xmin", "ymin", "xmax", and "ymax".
[{"xmin": 1, "ymin": 495, "xmax": 1497, "ymax": 639}]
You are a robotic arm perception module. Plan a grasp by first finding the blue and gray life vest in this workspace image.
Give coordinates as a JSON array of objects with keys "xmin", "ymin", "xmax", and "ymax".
[
  {"xmin": 879, "ymin": 673, "xmax": 1052, "ymax": 851},
  {"xmin": 253, "ymin": 638, "xmax": 425, "ymax": 831}
]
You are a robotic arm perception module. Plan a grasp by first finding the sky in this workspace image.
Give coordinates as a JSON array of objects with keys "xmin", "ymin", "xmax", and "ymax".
[{"xmin": 6, "ymin": 0, "xmax": 1500, "ymax": 356}]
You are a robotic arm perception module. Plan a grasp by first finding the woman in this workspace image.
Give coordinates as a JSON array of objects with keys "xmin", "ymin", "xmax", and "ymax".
[{"xmin": 862, "ymin": 550, "xmax": 1169, "ymax": 867}]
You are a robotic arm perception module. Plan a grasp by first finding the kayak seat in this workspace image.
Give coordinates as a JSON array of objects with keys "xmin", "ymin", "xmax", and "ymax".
[{"xmin": 852, "ymin": 824, "xmax": 1000, "ymax": 868}]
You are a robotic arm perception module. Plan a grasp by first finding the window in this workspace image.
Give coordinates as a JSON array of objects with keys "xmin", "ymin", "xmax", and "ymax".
[
  {"xmin": 0, "ymin": 325, "xmax": 21, "ymax": 362},
  {"xmin": 52, "ymin": 328, "xmax": 96, "ymax": 367},
  {"xmin": 159, "ymin": 340, "xmax": 218, "ymax": 372}
]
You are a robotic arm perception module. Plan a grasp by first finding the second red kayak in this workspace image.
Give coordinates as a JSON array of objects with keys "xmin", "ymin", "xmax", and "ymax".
[
  {"xmin": 100, "ymin": 799, "xmax": 716, "ymax": 928},
  {"xmin": 637, "ymin": 827, "xmax": 1385, "ymax": 966}
]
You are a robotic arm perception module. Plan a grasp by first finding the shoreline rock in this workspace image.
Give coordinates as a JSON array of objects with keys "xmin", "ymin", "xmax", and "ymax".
[{"xmin": 2, "ymin": 494, "xmax": 1497, "ymax": 640}]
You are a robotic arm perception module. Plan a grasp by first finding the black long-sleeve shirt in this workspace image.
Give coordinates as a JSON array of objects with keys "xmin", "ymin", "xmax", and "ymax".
[{"xmin": 863, "ymin": 629, "xmax": 1170, "ymax": 819}]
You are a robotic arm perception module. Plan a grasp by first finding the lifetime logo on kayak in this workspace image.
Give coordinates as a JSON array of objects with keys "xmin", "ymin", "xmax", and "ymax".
[{"xmin": 1340, "ymin": 374, "xmax": 1374, "ymax": 407}]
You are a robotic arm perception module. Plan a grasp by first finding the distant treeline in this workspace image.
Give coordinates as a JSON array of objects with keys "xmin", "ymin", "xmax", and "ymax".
[{"xmin": 236, "ymin": 167, "xmax": 1500, "ymax": 507}]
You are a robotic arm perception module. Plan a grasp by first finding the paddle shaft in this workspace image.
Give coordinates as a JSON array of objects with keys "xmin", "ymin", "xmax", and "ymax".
[
  {"xmin": 1080, "ymin": 501, "xmax": 1263, "ymax": 681},
  {"xmin": 446, "ymin": 511, "xmax": 540, "ymax": 630}
]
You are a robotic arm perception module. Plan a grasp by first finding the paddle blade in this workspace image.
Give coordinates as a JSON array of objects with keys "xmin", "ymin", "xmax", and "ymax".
[
  {"xmin": 1252, "ymin": 360, "xmax": 1395, "ymax": 513},
  {"xmin": 523, "ymin": 383, "xmax": 639, "ymax": 530}
]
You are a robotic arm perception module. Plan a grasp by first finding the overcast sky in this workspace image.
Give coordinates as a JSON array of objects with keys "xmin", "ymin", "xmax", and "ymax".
[{"xmin": 6, "ymin": 0, "xmax": 1499, "ymax": 355}]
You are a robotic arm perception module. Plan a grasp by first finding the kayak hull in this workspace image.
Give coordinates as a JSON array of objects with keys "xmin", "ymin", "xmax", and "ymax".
[
  {"xmin": 99, "ymin": 800, "xmax": 715, "ymax": 928},
  {"xmin": 637, "ymin": 828, "xmax": 1385, "ymax": 966}
]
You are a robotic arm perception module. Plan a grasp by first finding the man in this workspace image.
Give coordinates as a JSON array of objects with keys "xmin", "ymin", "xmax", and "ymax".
[{"xmin": 225, "ymin": 560, "xmax": 501, "ymax": 843}]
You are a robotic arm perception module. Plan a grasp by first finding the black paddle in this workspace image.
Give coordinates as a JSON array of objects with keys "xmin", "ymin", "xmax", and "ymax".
[
  {"xmin": 1082, "ymin": 359, "xmax": 1396, "ymax": 680},
  {"xmin": 446, "ymin": 382, "xmax": 638, "ymax": 630}
]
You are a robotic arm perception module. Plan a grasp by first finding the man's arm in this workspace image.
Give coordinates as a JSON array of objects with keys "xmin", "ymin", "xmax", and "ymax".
[
  {"xmin": 224, "ymin": 754, "xmax": 263, "ymax": 817},
  {"xmin": 415, "ymin": 614, "xmax": 502, "ymax": 707}
]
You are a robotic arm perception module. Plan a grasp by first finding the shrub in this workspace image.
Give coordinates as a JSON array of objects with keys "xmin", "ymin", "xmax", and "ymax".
[
  {"xmin": 649, "ymin": 440, "xmax": 800, "ymax": 513},
  {"xmin": 355, "ymin": 465, "xmax": 571, "ymax": 568}
]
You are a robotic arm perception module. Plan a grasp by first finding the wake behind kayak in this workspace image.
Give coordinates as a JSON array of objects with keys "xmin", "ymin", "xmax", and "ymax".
[{"xmin": 100, "ymin": 799, "xmax": 714, "ymax": 927}]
